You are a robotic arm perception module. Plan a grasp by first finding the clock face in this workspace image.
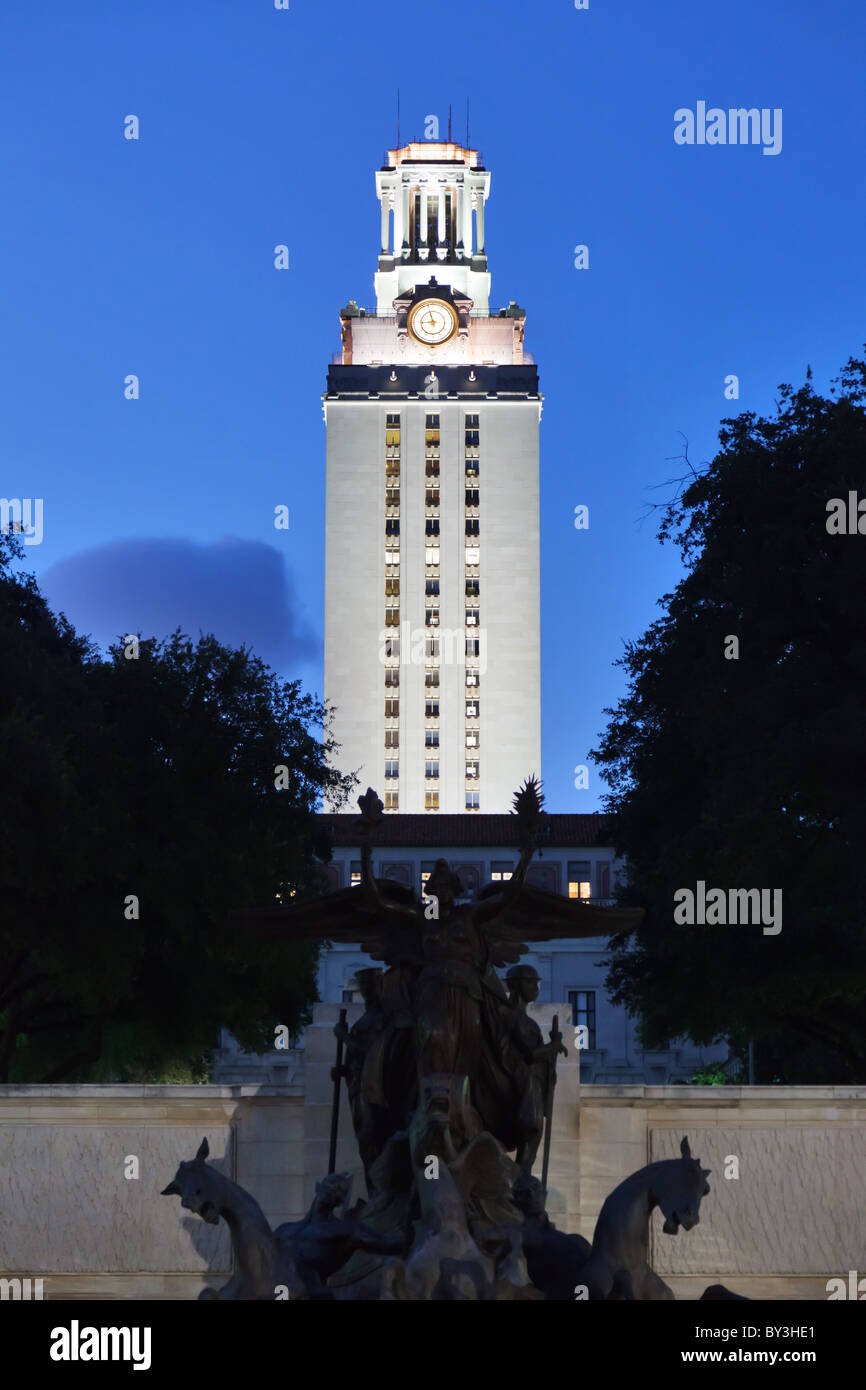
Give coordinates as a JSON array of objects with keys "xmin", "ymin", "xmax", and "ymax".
[{"xmin": 408, "ymin": 299, "xmax": 458, "ymax": 346}]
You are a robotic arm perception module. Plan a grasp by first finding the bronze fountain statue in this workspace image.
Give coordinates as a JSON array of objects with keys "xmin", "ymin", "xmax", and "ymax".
[{"xmin": 162, "ymin": 778, "xmax": 746, "ymax": 1300}]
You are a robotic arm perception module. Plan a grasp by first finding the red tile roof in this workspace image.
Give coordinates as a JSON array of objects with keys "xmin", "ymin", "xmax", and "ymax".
[{"xmin": 316, "ymin": 812, "xmax": 613, "ymax": 849}]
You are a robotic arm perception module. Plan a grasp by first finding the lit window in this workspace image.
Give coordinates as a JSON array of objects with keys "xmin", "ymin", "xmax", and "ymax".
[
  {"xmin": 385, "ymin": 608, "xmax": 400, "ymax": 627},
  {"xmin": 350, "ymin": 862, "xmax": 362, "ymax": 888},
  {"xmin": 386, "ymin": 547, "xmax": 400, "ymax": 566},
  {"xmin": 385, "ymin": 577, "xmax": 400, "ymax": 597},
  {"xmin": 386, "ymin": 488, "xmax": 400, "ymax": 508},
  {"xmin": 466, "ymin": 672, "xmax": 478, "ymax": 688},
  {"xmin": 384, "ymin": 791, "xmax": 399, "ymax": 811},
  {"xmin": 425, "ymin": 546, "xmax": 440, "ymax": 566},
  {"xmin": 425, "ymin": 792, "xmax": 439, "ymax": 811},
  {"xmin": 466, "ymin": 546, "xmax": 480, "ymax": 565},
  {"xmin": 425, "ymin": 609, "xmax": 440, "ymax": 627},
  {"xmin": 385, "ymin": 698, "xmax": 399, "ymax": 717},
  {"xmin": 466, "ymin": 701, "xmax": 478, "ymax": 718},
  {"xmin": 491, "ymin": 862, "xmax": 513, "ymax": 881},
  {"xmin": 466, "ymin": 761, "xmax": 479, "ymax": 779},
  {"xmin": 385, "ymin": 730, "xmax": 399, "ymax": 749},
  {"xmin": 466, "ymin": 732, "xmax": 478, "ymax": 748},
  {"xmin": 421, "ymin": 861, "xmax": 435, "ymax": 891},
  {"xmin": 465, "ymin": 460, "xmax": 479, "ymax": 479},
  {"xmin": 568, "ymin": 862, "xmax": 592, "ymax": 899},
  {"xmin": 465, "ymin": 609, "xmax": 478, "ymax": 626}
]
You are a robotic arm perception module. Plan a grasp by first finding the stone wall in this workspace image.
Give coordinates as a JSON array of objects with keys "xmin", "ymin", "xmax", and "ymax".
[
  {"xmin": 0, "ymin": 1084, "xmax": 304, "ymax": 1300},
  {"xmin": 578, "ymin": 1085, "xmax": 866, "ymax": 1299},
  {"xmin": 0, "ymin": 1053, "xmax": 862, "ymax": 1299}
]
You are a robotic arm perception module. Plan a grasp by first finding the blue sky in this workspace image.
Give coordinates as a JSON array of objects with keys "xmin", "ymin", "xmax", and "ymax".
[{"xmin": 2, "ymin": 0, "xmax": 864, "ymax": 810}]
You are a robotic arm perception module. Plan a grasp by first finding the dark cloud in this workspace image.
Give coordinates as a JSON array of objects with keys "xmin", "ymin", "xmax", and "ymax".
[{"xmin": 40, "ymin": 537, "xmax": 320, "ymax": 673}]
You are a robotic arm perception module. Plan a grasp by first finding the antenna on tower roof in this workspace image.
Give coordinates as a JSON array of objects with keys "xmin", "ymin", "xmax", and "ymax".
[
  {"xmin": 466, "ymin": 98, "xmax": 469, "ymax": 146},
  {"xmin": 448, "ymin": 104, "xmax": 452, "ymax": 142},
  {"xmin": 397, "ymin": 89, "xmax": 401, "ymax": 147}
]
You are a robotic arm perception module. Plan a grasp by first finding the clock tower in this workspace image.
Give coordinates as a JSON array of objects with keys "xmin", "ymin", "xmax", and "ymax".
[{"xmin": 323, "ymin": 142, "xmax": 541, "ymax": 814}]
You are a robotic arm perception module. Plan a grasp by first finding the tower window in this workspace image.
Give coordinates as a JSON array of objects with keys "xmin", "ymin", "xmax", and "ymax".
[
  {"xmin": 466, "ymin": 791, "xmax": 480, "ymax": 811},
  {"xmin": 384, "ymin": 760, "xmax": 399, "ymax": 779},
  {"xmin": 384, "ymin": 669, "xmax": 399, "ymax": 688},
  {"xmin": 425, "ymin": 579, "xmax": 440, "ymax": 597},
  {"xmin": 465, "ymin": 519, "xmax": 479, "ymax": 537},
  {"xmin": 384, "ymin": 698, "xmax": 399, "ymax": 717},
  {"xmin": 465, "ymin": 489, "xmax": 479, "ymax": 508},
  {"xmin": 465, "ymin": 460, "xmax": 479, "ymax": 479},
  {"xmin": 386, "ymin": 519, "xmax": 400, "ymax": 537},
  {"xmin": 386, "ymin": 577, "xmax": 400, "ymax": 597},
  {"xmin": 425, "ymin": 730, "xmax": 439, "ymax": 747},
  {"xmin": 466, "ymin": 672, "xmax": 478, "ymax": 688},
  {"xmin": 425, "ymin": 546, "xmax": 440, "ymax": 566},
  {"xmin": 425, "ymin": 519, "xmax": 440, "ymax": 537},
  {"xmin": 425, "ymin": 700, "xmax": 439, "ymax": 718},
  {"xmin": 466, "ymin": 579, "xmax": 479, "ymax": 597},
  {"xmin": 384, "ymin": 791, "xmax": 399, "ymax": 811},
  {"xmin": 466, "ymin": 700, "xmax": 479, "ymax": 718},
  {"xmin": 465, "ymin": 609, "xmax": 478, "ymax": 626},
  {"xmin": 425, "ymin": 609, "xmax": 440, "ymax": 627},
  {"xmin": 426, "ymin": 459, "xmax": 440, "ymax": 478},
  {"xmin": 466, "ymin": 546, "xmax": 480, "ymax": 565},
  {"xmin": 466, "ymin": 638, "xmax": 480, "ymax": 658},
  {"xmin": 425, "ymin": 791, "xmax": 439, "ymax": 811},
  {"xmin": 385, "ymin": 730, "xmax": 399, "ymax": 749},
  {"xmin": 466, "ymin": 761, "xmax": 479, "ymax": 779},
  {"xmin": 425, "ymin": 670, "xmax": 440, "ymax": 688},
  {"xmin": 425, "ymin": 760, "xmax": 440, "ymax": 780}
]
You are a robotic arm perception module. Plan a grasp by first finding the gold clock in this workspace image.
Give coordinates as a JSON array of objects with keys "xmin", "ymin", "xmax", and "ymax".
[{"xmin": 408, "ymin": 299, "xmax": 458, "ymax": 346}]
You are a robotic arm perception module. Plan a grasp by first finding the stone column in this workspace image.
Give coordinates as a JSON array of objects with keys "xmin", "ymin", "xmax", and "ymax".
[
  {"xmin": 462, "ymin": 179, "xmax": 473, "ymax": 257},
  {"xmin": 380, "ymin": 185, "xmax": 391, "ymax": 254},
  {"xmin": 400, "ymin": 179, "xmax": 410, "ymax": 256},
  {"xmin": 437, "ymin": 182, "xmax": 446, "ymax": 249},
  {"xmin": 419, "ymin": 182, "xmax": 428, "ymax": 256},
  {"xmin": 476, "ymin": 186, "xmax": 485, "ymax": 255}
]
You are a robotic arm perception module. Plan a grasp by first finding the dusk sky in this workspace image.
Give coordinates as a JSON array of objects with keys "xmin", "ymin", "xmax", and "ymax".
[{"xmin": 3, "ymin": 0, "xmax": 864, "ymax": 810}]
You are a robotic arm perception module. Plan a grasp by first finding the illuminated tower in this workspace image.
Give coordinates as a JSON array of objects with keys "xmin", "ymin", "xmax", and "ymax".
[{"xmin": 323, "ymin": 143, "xmax": 541, "ymax": 813}]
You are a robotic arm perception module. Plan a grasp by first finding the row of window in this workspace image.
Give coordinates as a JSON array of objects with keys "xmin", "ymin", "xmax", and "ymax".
[{"xmin": 382, "ymin": 413, "xmax": 484, "ymax": 811}]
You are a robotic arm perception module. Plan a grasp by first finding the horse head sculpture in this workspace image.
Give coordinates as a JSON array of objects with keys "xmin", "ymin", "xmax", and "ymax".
[{"xmin": 656, "ymin": 1136, "xmax": 711, "ymax": 1235}]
